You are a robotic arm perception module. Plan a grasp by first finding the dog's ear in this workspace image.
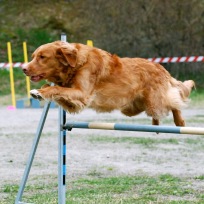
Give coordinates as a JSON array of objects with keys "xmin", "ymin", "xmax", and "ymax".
[{"xmin": 56, "ymin": 44, "xmax": 77, "ymax": 67}]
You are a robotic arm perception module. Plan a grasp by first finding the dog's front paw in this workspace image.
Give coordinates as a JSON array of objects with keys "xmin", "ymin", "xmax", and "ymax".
[{"xmin": 30, "ymin": 89, "xmax": 43, "ymax": 101}]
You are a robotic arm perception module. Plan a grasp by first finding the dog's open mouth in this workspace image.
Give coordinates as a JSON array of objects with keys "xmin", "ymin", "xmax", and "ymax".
[{"xmin": 30, "ymin": 74, "xmax": 45, "ymax": 82}]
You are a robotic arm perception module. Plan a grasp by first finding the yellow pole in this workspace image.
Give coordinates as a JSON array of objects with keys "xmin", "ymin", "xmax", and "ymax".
[
  {"xmin": 7, "ymin": 42, "xmax": 16, "ymax": 108},
  {"xmin": 87, "ymin": 40, "xmax": 93, "ymax": 47},
  {"xmin": 23, "ymin": 42, "xmax": 31, "ymax": 98}
]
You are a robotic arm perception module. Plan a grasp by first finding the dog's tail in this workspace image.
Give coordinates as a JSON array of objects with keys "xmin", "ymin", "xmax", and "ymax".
[
  {"xmin": 182, "ymin": 80, "xmax": 195, "ymax": 98},
  {"xmin": 167, "ymin": 79, "xmax": 195, "ymax": 110}
]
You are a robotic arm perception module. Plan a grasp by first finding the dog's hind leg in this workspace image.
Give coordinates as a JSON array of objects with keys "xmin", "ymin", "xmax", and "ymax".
[
  {"xmin": 152, "ymin": 118, "xmax": 160, "ymax": 134},
  {"xmin": 152, "ymin": 118, "xmax": 159, "ymax": 126},
  {"xmin": 172, "ymin": 109, "xmax": 185, "ymax": 126}
]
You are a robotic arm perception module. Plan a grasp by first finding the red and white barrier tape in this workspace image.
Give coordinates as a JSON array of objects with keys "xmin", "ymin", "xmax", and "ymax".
[
  {"xmin": 0, "ymin": 56, "xmax": 204, "ymax": 69},
  {"xmin": 0, "ymin": 62, "xmax": 25, "ymax": 69},
  {"xmin": 148, "ymin": 56, "xmax": 204, "ymax": 63}
]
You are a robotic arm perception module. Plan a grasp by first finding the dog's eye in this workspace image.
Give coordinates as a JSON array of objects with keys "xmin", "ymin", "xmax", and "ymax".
[{"xmin": 40, "ymin": 55, "xmax": 45, "ymax": 59}]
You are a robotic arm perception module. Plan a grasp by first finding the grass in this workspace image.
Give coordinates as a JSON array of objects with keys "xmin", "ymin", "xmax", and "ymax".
[
  {"xmin": 0, "ymin": 28, "xmax": 58, "ymax": 62},
  {"xmin": 189, "ymin": 89, "xmax": 204, "ymax": 107},
  {"xmin": 88, "ymin": 136, "xmax": 179, "ymax": 148},
  {"xmin": 2, "ymin": 123, "xmax": 203, "ymax": 202},
  {"xmin": 88, "ymin": 135, "xmax": 204, "ymax": 149},
  {"xmin": 2, "ymin": 119, "xmax": 204, "ymax": 203},
  {"xmin": 1, "ymin": 174, "xmax": 204, "ymax": 204}
]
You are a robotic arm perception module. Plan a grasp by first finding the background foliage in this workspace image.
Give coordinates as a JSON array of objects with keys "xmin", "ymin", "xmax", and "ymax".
[{"xmin": 0, "ymin": 0, "xmax": 204, "ymax": 90}]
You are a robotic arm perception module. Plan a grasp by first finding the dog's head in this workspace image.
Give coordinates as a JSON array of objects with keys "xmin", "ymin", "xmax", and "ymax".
[{"xmin": 22, "ymin": 41, "xmax": 79, "ymax": 83}]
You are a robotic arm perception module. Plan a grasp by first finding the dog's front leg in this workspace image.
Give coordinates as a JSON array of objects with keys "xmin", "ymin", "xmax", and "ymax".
[
  {"xmin": 30, "ymin": 89, "xmax": 44, "ymax": 101},
  {"xmin": 30, "ymin": 84, "xmax": 51, "ymax": 100},
  {"xmin": 30, "ymin": 86, "xmax": 87, "ymax": 113},
  {"xmin": 30, "ymin": 86, "xmax": 63, "ymax": 101}
]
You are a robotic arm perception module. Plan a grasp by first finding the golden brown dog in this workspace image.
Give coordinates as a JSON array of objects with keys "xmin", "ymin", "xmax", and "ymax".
[{"xmin": 22, "ymin": 41, "xmax": 195, "ymax": 126}]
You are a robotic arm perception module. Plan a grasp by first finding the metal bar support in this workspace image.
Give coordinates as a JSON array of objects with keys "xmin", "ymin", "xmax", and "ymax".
[{"xmin": 15, "ymin": 101, "xmax": 51, "ymax": 204}]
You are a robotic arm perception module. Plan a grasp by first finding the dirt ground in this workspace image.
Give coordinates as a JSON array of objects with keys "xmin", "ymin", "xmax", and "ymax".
[{"xmin": 1, "ymin": 106, "xmax": 204, "ymax": 198}]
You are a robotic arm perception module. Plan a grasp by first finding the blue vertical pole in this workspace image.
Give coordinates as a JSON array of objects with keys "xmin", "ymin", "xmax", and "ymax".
[
  {"xmin": 58, "ymin": 33, "xmax": 67, "ymax": 204},
  {"xmin": 63, "ymin": 110, "xmax": 66, "ymax": 186}
]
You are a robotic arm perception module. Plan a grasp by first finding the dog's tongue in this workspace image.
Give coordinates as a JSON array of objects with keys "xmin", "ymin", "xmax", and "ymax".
[{"xmin": 31, "ymin": 75, "xmax": 41, "ymax": 82}]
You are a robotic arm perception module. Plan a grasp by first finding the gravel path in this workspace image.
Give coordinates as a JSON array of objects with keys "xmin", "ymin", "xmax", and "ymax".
[{"xmin": 1, "ymin": 106, "xmax": 204, "ymax": 195}]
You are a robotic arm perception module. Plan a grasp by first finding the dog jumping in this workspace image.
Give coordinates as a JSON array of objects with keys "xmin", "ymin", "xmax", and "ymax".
[{"xmin": 22, "ymin": 41, "xmax": 195, "ymax": 126}]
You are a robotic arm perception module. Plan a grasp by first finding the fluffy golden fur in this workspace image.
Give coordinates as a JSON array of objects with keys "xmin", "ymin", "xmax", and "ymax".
[{"xmin": 23, "ymin": 41, "xmax": 195, "ymax": 126}]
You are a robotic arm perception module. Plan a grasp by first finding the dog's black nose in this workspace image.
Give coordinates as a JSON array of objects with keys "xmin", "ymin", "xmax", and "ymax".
[
  {"xmin": 22, "ymin": 63, "xmax": 28, "ymax": 74},
  {"xmin": 22, "ymin": 68, "xmax": 27, "ymax": 74}
]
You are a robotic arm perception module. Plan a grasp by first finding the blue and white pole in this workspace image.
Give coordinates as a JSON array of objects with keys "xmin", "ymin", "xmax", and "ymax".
[
  {"xmin": 58, "ymin": 33, "xmax": 67, "ymax": 204},
  {"xmin": 65, "ymin": 122, "xmax": 204, "ymax": 135}
]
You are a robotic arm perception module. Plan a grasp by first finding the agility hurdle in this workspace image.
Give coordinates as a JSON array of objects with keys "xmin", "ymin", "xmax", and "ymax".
[
  {"xmin": 64, "ymin": 121, "xmax": 204, "ymax": 135},
  {"xmin": 15, "ymin": 34, "xmax": 95, "ymax": 204},
  {"xmin": 14, "ymin": 35, "xmax": 204, "ymax": 203},
  {"xmin": 15, "ymin": 34, "xmax": 67, "ymax": 204}
]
